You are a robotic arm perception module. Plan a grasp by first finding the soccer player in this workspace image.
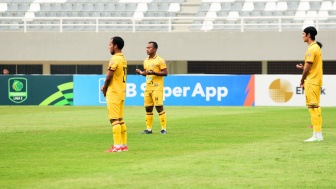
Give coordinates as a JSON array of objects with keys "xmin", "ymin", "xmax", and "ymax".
[
  {"xmin": 101, "ymin": 36, "xmax": 128, "ymax": 152},
  {"xmin": 136, "ymin": 41, "xmax": 168, "ymax": 134},
  {"xmin": 296, "ymin": 26, "xmax": 323, "ymax": 142}
]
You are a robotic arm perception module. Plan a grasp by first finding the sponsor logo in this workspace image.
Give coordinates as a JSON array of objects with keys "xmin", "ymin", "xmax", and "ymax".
[
  {"xmin": 151, "ymin": 63, "xmax": 155, "ymax": 67},
  {"xmin": 8, "ymin": 78, "xmax": 28, "ymax": 103},
  {"xmin": 308, "ymin": 53, "xmax": 311, "ymax": 57},
  {"xmin": 163, "ymin": 61, "xmax": 166, "ymax": 65},
  {"xmin": 268, "ymin": 79, "xmax": 293, "ymax": 103},
  {"xmin": 110, "ymin": 60, "xmax": 114, "ymax": 65},
  {"xmin": 39, "ymin": 82, "xmax": 73, "ymax": 106}
]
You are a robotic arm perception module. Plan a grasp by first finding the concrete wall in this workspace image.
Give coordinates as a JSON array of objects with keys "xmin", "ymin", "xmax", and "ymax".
[{"xmin": 0, "ymin": 31, "xmax": 335, "ymax": 74}]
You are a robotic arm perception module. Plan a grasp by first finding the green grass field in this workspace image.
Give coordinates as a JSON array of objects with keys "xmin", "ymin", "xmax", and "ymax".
[{"xmin": 0, "ymin": 106, "xmax": 335, "ymax": 188}]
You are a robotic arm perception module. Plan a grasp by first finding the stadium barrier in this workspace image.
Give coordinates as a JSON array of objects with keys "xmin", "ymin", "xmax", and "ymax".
[
  {"xmin": 1, "ymin": 75, "xmax": 335, "ymax": 106},
  {"xmin": 1, "ymin": 16, "xmax": 336, "ymax": 33}
]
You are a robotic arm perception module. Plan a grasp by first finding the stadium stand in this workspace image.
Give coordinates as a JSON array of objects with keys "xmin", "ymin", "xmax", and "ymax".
[
  {"xmin": 0, "ymin": 0, "xmax": 336, "ymax": 32},
  {"xmin": 195, "ymin": 0, "xmax": 336, "ymax": 31}
]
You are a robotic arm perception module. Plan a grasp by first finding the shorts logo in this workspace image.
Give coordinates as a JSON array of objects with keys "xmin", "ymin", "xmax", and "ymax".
[
  {"xmin": 268, "ymin": 79, "xmax": 293, "ymax": 103},
  {"xmin": 8, "ymin": 78, "xmax": 28, "ymax": 103},
  {"xmin": 308, "ymin": 53, "xmax": 311, "ymax": 57}
]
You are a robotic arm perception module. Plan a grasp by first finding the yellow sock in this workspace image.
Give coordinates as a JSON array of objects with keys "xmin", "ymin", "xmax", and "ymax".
[
  {"xmin": 112, "ymin": 121, "xmax": 121, "ymax": 146},
  {"xmin": 146, "ymin": 112, "xmax": 153, "ymax": 130},
  {"xmin": 159, "ymin": 111, "xmax": 166, "ymax": 130},
  {"xmin": 317, "ymin": 107, "xmax": 322, "ymax": 132},
  {"xmin": 308, "ymin": 107, "xmax": 319, "ymax": 133},
  {"xmin": 120, "ymin": 121, "xmax": 127, "ymax": 146}
]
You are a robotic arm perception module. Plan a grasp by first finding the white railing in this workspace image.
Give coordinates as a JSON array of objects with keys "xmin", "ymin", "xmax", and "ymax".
[{"xmin": 0, "ymin": 16, "xmax": 335, "ymax": 32}]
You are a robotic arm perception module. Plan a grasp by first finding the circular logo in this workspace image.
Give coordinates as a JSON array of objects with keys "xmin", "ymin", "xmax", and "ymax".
[
  {"xmin": 269, "ymin": 79, "xmax": 293, "ymax": 103},
  {"xmin": 12, "ymin": 80, "xmax": 24, "ymax": 92}
]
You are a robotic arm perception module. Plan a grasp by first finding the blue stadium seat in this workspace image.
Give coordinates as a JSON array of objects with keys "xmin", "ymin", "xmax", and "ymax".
[
  {"xmin": 231, "ymin": 2, "xmax": 243, "ymax": 11},
  {"xmin": 221, "ymin": 2, "xmax": 231, "ymax": 11},
  {"xmin": 155, "ymin": 12, "xmax": 166, "ymax": 17},
  {"xmin": 245, "ymin": 20, "xmax": 258, "ymax": 30},
  {"xmin": 7, "ymin": 3, "xmax": 18, "ymax": 11},
  {"xmin": 83, "ymin": 3, "xmax": 94, "ymax": 11},
  {"xmin": 240, "ymin": 11, "xmax": 250, "ymax": 17},
  {"xmin": 104, "ymin": 3, "xmax": 116, "ymax": 11},
  {"xmin": 59, "ymin": 12, "xmax": 68, "ymax": 17},
  {"xmin": 92, "ymin": 12, "xmax": 101, "ymax": 17},
  {"xmin": 158, "ymin": 3, "xmax": 169, "ymax": 11},
  {"xmin": 0, "ymin": 21, "xmax": 9, "ymax": 30},
  {"xmin": 145, "ymin": 12, "xmax": 155, "ymax": 17},
  {"xmin": 126, "ymin": 3, "xmax": 137, "ymax": 11},
  {"xmin": 310, "ymin": 2, "xmax": 321, "ymax": 11},
  {"xmin": 148, "ymin": 3, "xmax": 159, "ymax": 11},
  {"xmin": 115, "ymin": 3, "xmax": 127, "ymax": 11},
  {"xmin": 101, "ymin": 12, "xmax": 111, "ymax": 17},
  {"xmin": 79, "ymin": 12, "xmax": 89, "ymax": 17},
  {"xmin": 217, "ymin": 11, "xmax": 228, "ymax": 17},
  {"xmin": 3, "ymin": 12, "xmax": 13, "ymax": 17},
  {"xmin": 191, "ymin": 20, "xmax": 202, "ymax": 30},
  {"xmin": 40, "ymin": 3, "xmax": 50, "ymax": 11},
  {"xmin": 199, "ymin": 3, "xmax": 210, "ymax": 11},
  {"xmin": 73, "ymin": 3, "xmax": 83, "ymax": 11},
  {"xmin": 254, "ymin": 2, "xmax": 265, "ymax": 11},
  {"xmin": 123, "ymin": 12, "xmax": 133, "ymax": 17},
  {"xmin": 213, "ymin": 20, "xmax": 225, "ymax": 30},
  {"xmin": 50, "ymin": 3, "xmax": 61, "ymax": 11},
  {"xmin": 273, "ymin": 11, "xmax": 284, "ymax": 17},
  {"xmin": 250, "ymin": 11, "xmax": 262, "ymax": 17},
  {"xmin": 62, "ymin": 3, "xmax": 72, "ymax": 11},
  {"xmin": 287, "ymin": 2, "xmax": 299, "ymax": 11},
  {"xmin": 93, "ymin": 3, "xmax": 104, "ymax": 11},
  {"xmin": 69, "ymin": 12, "xmax": 79, "ymax": 17}
]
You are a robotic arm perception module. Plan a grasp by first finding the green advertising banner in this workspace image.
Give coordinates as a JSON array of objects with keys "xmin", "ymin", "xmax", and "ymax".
[{"xmin": 0, "ymin": 76, "xmax": 73, "ymax": 106}]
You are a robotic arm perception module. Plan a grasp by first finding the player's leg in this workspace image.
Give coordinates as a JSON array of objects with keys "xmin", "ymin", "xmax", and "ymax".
[
  {"xmin": 105, "ymin": 100, "xmax": 122, "ymax": 152},
  {"xmin": 119, "ymin": 100, "xmax": 128, "ymax": 151},
  {"xmin": 154, "ymin": 90, "xmax": 166, "ymax": 134},
  {"xmin": 141, "ymin": 90, "xmax": 154, "ymax": 134},
  {"xmin": 304, "ymin": 84, "xmax": 323, "ymax": 142},
  {"xmin": 316, "ymin": 85, "xmax": 323, "ymax": 139}
]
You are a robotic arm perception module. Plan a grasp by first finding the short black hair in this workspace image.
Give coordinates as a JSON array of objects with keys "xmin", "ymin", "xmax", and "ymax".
[
  {"xmin": 303, "ymin": 26, "xmax": 317, "ymax": 40},
  {"xmin": 111, "ymin": 36, "xmax": 124, "ymax": 50},
  {"xmin": 303, "ymin": 26, "xmax": 323, "ymax": 48},
  {"xmin": 148, "ymin": 41, "xmax": 158, "ymax": 49}
]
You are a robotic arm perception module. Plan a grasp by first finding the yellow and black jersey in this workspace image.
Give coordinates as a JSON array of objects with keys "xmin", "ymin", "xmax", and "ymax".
[
  {"xmin": 305, "ymin": 42, "xmax": 323, "ymax": 86},
  {"xmin": 143, "ymin": 54, "xmax": 167, "ymax": 91},
  {"xmin": 107, "ymin": 53, "xmax": 127, "ymax": 100}
]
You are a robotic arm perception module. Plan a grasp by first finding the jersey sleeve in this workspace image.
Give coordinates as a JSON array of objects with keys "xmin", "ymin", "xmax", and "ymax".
[
  {"xmin": 108, "ymin": 59, "xmax": 118, "ymax": 71},
  {"xmin": 305, "ymin": 49, "xmax": 316, "ymax": 64},
  {"xmin": 159, "ymin": 58, "xmax": 167, "ymax": 71}
]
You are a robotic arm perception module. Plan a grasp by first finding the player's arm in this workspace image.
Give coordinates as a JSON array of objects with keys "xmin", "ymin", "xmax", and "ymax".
[
  {"xmin": 300, "ymin": 62, "xmax": 312, "ymax": 88},
  {"xmin": 101, "ymin": 70, "xmax": 115, "ymax": 97},
  {"xmin": 147, "ymin": 69, "xmax": 168, "ymax": 76},
  {"xmin": 136, "ymin": 69, "xmax": 147, "ymax": 76}
]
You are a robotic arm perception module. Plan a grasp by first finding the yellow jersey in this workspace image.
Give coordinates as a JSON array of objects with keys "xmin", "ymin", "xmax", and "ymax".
[
  {"xmin": 305, "ymin": 42, "xmax": 323, "ymax": 86},
  {"xmin": 143, "ymin": 54, "xmax": 167, "ymax": 91},
  {"xmin": 107, "ymin": 53, "xmax": 127, "ymax": 100}
]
